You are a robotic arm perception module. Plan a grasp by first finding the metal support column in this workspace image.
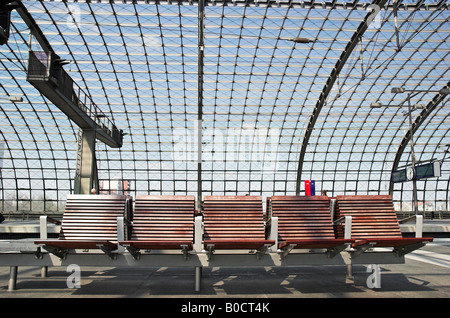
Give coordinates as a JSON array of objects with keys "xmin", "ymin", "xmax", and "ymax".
[
  {"xmin": 39, "ymin": 215, "xmax": 49, "ymax": 277},
  {"xmin": 346, "ymin": 264, "xmax": 354, "ymax": 284},
  {"xmin": 194, "ymin": 266, "xmax": 202, "ymax": 292},
  {"xmin": 74, "ymin": 129, "xmax": 99, "ymax": 194},
  {"xmin": 8, "ymin": 266, "xmax": 18, "ymax": 291},
  {"xmin": 406, "ymin": 93, "xmax": 419, "ymax": 215},
  {"xmin": 388, "ymin": 83, "xmax": 449, "ymax": 197},
  {"xmin": 197, "ymin": 0, "xmax": 205, "ymax": 211}
]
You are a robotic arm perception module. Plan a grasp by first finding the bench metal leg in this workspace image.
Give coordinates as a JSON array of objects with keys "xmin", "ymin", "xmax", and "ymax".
[
  {"xmin": 345, "ymin": 264, "xmax": 354, "ymax": 284},
  {"xmin": 125, "ymin": 245, "xmax": 141, "ymax": 260},
  {"xmin": 206, "ymin": 245, "xmax": 214, "ymax": 261},
  {"xmin": 181, "ymin": 245, "xmax": 190, "ymax": 260},
  {"xmin": 394, "ymin": 242, "xmax": 426, "ymax": 257},
  {"xmin": 194, "ymin": 266, "xmax": 202, "ymax": 292},
  {"xmin": 279, "ymin": 244, "xmax": 295, "ymax": 260},
  {"xmin": 8, "ymin": 266, "xmax": 18, "ymax": 291},
  {"xmin": 256, "ymin": 244, "xmax": 271, "ymax": 260},
  {"xmin": 41, "ymin": 266, "xmax": 48, "ymax": 278}
]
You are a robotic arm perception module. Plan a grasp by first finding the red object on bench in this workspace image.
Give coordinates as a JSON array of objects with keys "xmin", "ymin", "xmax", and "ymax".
[
  {"xmin": 35, "ymin": 194, "xmax": 130, "ymax": 257},
  {"xmin": 202, "ymin": 195, "xmax": 275, "ymax": 251},
  {"xmin": 269, "ymin": 195, "xmax": 353, "ymax": 254},
  {"xmin": 119, "ymin": 195, "xmax": 195, "ymax": 257},
  {"xmin": 335, "ymin": 195, "xmax": 433, "ymax": 254}
]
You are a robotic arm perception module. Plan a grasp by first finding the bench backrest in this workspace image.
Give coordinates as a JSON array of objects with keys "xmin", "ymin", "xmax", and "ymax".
[
  {"xmin": 59, "ymin": 194, "xmax": 130, "ymax": 242},
  {"xmin": 130, "ymin": 195, "xmax": 195, "ymax": 242},
  {"xmin": 270, "ymin": 195, "xmax": 335, "ymax": 241},
  {"xmin": 203, "ymin": 195, "xmax": 266, "ymax": 241},
  {"xmin": 335, "ymin": 195, "xmax": 402, "ymax": 239}
]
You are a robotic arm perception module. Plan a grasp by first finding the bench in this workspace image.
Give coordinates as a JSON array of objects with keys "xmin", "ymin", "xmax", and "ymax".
[
  {"xmin": 335, "ymin": 195, "xmax": 433, "ymax": 256},
  {"xmin": 202, "ymin": 195, "xmax": 275, "ymax": 260},
  {"xmin": 119, "ymin": 195, "xmax": 195, "ymax": 260},
  {"xmin": 269, "ymin": 195, "xmax": 354, "ymax": 259},
  {"xmin": 35, "ymin": 194, "xmax": 131, "ymax": 259}
]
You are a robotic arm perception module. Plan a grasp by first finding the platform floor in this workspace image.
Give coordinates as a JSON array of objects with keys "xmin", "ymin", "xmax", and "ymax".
[{"xmin": 0, "ymin": 239, "xmax": 449, "ymax": 301}]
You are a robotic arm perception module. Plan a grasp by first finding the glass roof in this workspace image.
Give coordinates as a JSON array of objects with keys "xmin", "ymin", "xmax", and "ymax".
[{"xmin": 0, "ymin": 0, "xmax": 449, "ymax": 215}]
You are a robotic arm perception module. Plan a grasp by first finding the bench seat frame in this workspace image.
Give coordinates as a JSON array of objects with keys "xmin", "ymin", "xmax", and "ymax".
[{"xmin": 2, "ymin": 195, "xmax": 435, "ymax": 292}]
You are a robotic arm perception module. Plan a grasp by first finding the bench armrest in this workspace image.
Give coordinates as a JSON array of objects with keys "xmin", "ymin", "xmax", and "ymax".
[
  {"xmin": 333, "ymin": 216, "xmax": 352, "ymax": 239},
  {"xmin": 39, "ymin": 215, "xmax": 61, "ymax": 240},
  {"xmin": 46, "ymin": 216, "xmax": 61, "ymax": 225},
  {"xmin": 116, "ymin": 217, "xmax": 128, "ymax": 253},
  {"xmin": 399, "ymin": 215, "xmax": 417, "ymax": 224},
  {"xmin": 194, "ymin": 215, "xmax": 203, "ymax": 252},
  {"xmin": 333, "ymin": 216, "xmax": 346, "ymax": 225},
  {"xmin": 415, "ymin": 215, "xmax": 423, "ymax": 238},
  {"xmin": 122, "ymin": 217, "xmax": 132, "ymax": 225},
  {"xmin": 268, "ymin": 216, "xmax": 278, "ymax": 250},
  {"xmin": 399, "ymin": 215, "xmax": 424, "ymax": 238}
]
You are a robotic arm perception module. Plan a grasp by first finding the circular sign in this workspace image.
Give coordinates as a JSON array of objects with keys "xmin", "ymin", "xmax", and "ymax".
[{"xmin": 406, "ymin": 166, "xmax": 415, "ymax": 181}]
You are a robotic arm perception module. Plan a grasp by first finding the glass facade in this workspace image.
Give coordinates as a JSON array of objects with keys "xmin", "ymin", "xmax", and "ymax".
[{"xmin": 0, "ymin": 0, "xmax": 449, "ymax": 218}]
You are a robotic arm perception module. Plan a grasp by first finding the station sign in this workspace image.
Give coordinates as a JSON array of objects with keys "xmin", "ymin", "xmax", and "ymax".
[{"xmin": 392, "ymin": 161, "xmax": 441, "ymax": 183}]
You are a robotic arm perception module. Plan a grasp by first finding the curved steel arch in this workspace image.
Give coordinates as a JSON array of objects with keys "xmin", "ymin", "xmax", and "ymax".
[
  {"xmin": 295, "ymin": 0, "xmax": 388, "ymax": 195},
  {"xmin": 388, "ymin": 81, "xmax": 450, "ymax": 195}
]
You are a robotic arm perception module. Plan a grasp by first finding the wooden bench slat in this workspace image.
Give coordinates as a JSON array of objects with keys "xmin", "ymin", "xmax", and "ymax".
[
  {"xmin": 335, "ymin": 195, "xmax": 403, "ymax": 240},
  {"xmin": 270, "ymin": 196, "xmax": 354, "ymax": 249},
  {"xmin": 120, "ymin": 195, "xmax": 195, "ymax": 251},
  {"xmin": 203, "ymin": 196, "xmax": 274, "ymax": 250},
  {"xmin": 335, "ymin": 195, "xmax": 433, "ymax": 249},
  {"xmin": 35, "ymin": 195, "xmax": 130, "ymax": 251},
  {"xmin": 35, "ymin": 195, "xmax": 131, "ymax": 255}
]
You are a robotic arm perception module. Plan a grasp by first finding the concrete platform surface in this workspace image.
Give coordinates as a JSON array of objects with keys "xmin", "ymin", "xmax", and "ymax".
[{"xmin": 0, "ymin": 239, "xmax": 448, "ymax": 301}]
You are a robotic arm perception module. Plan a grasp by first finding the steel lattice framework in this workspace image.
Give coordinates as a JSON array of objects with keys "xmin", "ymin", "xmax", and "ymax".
[{"xmin": 0, "ymin": 0, "xmax": 449, "ymax": 216}]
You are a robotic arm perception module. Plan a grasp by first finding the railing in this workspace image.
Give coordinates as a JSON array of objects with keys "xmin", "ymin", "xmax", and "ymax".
[
  {"xmin": 72, "ymin": 79, "xmax": 120, "ymax": 140},
  {"xmin": 396, "ymin": 210, "xmax": 450, "ymax": 220},
  {"xmin": 27, "ymin": 50, "xmax": 49, "ymax": 78},
  {"xmin": 27, "ymin": 50, "xmax": 121, "ymax": 143}
]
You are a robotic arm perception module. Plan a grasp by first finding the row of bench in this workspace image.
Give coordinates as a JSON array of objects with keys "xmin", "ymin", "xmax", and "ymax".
[{"xmin": 34, "ymin": 194, "xmax": 433, "ymax": 260}]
